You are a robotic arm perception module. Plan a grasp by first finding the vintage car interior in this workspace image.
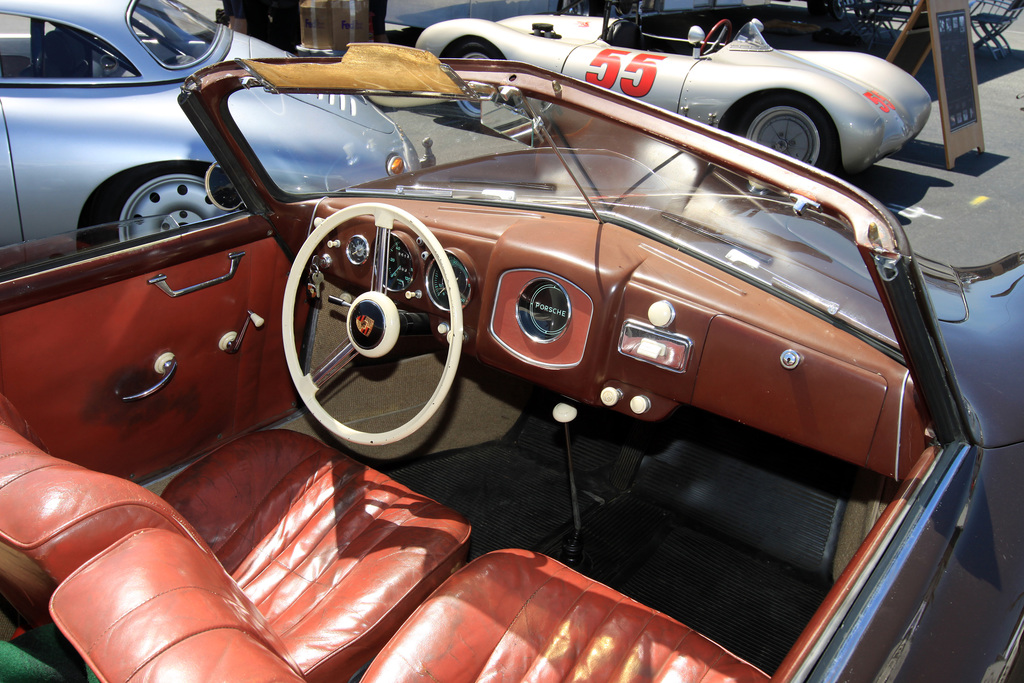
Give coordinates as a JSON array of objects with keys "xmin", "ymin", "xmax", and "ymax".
[{"xmin": 0, "ymin": 45, "xmax": 945, "ymax": 681}]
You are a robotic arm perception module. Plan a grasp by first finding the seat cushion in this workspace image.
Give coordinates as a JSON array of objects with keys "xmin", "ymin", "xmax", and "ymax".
[
  {"xmin": 50, "ymin": 528, "xmax": 304, "ymax": 683},
  {"xmin": 161, "ymin": 430, "xmax": 471, "ymax": 682},
  {"xmin": 362, "ymin": 548, "xmax": 769, "ymax": 683}
]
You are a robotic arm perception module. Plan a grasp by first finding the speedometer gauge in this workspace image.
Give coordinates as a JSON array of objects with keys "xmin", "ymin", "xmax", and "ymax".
[
  {"xmin": 386, "ymin": 237, "xmax": 414, "ymax": 291},
  {"xmin": 427, "ymin": 253, "xmax": 471, "ymax": 310}
]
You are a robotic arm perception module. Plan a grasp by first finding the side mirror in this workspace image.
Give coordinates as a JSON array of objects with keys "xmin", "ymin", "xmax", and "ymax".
[
  {"xmin": 687, "ymin": 25, "xmax": 706, "ymax": 57},
  {"xmin": 204, "ymin": 164, "xmax": 243, "ymax": 212}
]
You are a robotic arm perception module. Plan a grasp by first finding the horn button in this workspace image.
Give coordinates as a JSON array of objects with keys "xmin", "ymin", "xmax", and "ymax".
[{"xmin": 347, "ymin": 291, "xmax": 400, "ymax": 358}]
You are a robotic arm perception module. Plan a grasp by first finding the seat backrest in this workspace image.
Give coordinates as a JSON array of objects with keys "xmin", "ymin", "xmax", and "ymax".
[
  {"xmin": 40, "ymin": 27, "xmax": 91, "ymax": 78},
  {"xmin": 0, "ymin": 395, "xmax": 209, "ymax": 626},
  {"xmin": 605, "ymin": 19, "xmax": 644, "ymax": 49},
  {"xmin": 50, "ymin": 528, "xmax": 304, "ymax": 682},
  {"xmin": 973, "ymin": 0, "xmax": 1024, "ymax": 16}
]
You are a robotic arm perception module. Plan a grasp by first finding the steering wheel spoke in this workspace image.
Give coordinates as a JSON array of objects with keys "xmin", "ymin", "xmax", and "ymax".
[
  {"xmin": 282, "ymin": 202, "xmax": 464, "ymax": 449},
  {"xmin": 309, "ymin": 340, "xmax": 358, "ymax": 389},
  {"xmin": 370, "ymin": 221, "xmax": 393, "ymax": 294}
]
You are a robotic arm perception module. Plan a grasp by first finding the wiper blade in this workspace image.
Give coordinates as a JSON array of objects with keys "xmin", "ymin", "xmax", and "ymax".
[
  {"xmin": 349, "ymin": 184, "xmax": 518, "ymax": 201},
  {"xmin": 451, "ymin": 179, "xmax": 556, "ymax": 192},
  {"xmin": 660, "ymin": 211, "xmax": 773, "ymax": 266},
  {"xmin": 772, "ymin": 276, "xmax": 840, "ymax": 315}
]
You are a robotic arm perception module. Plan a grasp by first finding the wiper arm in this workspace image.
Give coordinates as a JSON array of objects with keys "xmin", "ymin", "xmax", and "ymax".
[
  {"xmin": 660, "ymin": 211, "xmax": 773, "ymax": 266},
  {"xmin": 349, "ymin": 185, "xmax": 518, "ymax": 201},
  {"xmin": 772, "ymin": 276, "xmax": 840, "ymax": 315},
  {"xmin": 451, "ymin": 179, "xmax": 556, "ymax": 192}
]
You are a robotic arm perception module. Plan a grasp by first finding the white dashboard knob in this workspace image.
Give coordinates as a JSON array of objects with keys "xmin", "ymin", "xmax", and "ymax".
[
  {"xmin": 648, "ymin": 300, "xmax": 676, "ymax": 328},
  {"xmin": 629, "ymin": 395, "xmax": 651, "ymax": 414},
  {"xmin": 600, "ymin": 387, "xmax": 622, "ymax": 406}
]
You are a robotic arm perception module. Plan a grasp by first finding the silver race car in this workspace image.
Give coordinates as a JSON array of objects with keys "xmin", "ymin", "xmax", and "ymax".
[{"xmin": 416, "ymin": 6, "xmax": 931, "ymax": 174}]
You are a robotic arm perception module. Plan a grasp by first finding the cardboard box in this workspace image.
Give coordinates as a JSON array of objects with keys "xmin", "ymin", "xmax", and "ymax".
[{"xmin": 300, "ymin": 0, "xmax": 370, "ymax": 52}]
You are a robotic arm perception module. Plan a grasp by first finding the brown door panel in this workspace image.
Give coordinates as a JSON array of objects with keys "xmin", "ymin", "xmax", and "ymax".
[{"xmin": 0, "ymin": 237, "xmax": 296, "ymax": 480}]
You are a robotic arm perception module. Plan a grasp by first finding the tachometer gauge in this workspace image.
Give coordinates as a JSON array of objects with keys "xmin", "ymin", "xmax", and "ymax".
[
  {"xmin": 386, "ymin": 237, "xmax": 414, "ymax": 291},
  {"xmin": 427, "ymin": 252, "xmax": 471, "ymax": 310}
]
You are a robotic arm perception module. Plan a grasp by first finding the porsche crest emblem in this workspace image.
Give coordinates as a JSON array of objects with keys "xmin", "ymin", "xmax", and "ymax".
[{"xmin": 355, "ymin": 315, "xmax": 375, "ymax": 336}]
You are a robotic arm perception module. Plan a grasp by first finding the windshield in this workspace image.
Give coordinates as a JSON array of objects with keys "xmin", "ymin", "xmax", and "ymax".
[
  {"xmin": 131, "ymin": 0, "xmax": 220, "ymax": 68},
  {"xmin": 727, "ymin": 20, "xmax": 774, "ymax": 52},
  {"xmin": 227, "ymin": 85, "xmax": 895, "ymax": 346}
]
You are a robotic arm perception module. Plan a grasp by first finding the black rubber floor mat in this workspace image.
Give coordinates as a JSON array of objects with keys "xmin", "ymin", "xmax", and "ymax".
[
  {"xmin": 384, "ymin": 442, "xmax": 589, "ymax": 560},
  {"xmin": 383, "ymin": 393, "xmax": 851, "ymax": 675},
  {"xmin": 619, "ymin": 523, "xmax": 828, "ymax": 674},
  {"xmin": 537, "ymin": 494, "xmax": 674, "ymax": 586},
  {"xmin": 635, "ymin": 410, "xmax": 853, "ymax": 584}
]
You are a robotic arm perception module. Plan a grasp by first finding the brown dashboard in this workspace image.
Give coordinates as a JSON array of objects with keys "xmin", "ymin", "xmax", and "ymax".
[{"xmin": 311, "ymin": 198, "xmax": 929, "ymax": 480}]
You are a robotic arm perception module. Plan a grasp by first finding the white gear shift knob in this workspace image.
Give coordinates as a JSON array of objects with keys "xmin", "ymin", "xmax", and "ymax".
[{"xmin": 553, "ymin": 402, "xmax": 578, "ymax": 424}]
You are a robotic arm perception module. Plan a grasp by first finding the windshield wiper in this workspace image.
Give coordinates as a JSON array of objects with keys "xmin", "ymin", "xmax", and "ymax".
[
  {"xmin": 772, "ymin": 276, "xmax": 840, "ymax": 315},
  {"xmin": 660, "ymin": 211, "xmax": 773, "ymax": 266},
  {"xmin": 452, "ymin": 179, "xmax": 556, "ymax": 192},
  {"xmin": 349, "ymin": 185, "xmax": 518, "ymax": 201}
]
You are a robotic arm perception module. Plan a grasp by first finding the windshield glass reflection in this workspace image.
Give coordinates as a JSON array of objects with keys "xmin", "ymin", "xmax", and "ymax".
[{"xmin": 227, "ymin": 86, "xmax": 894, "ymax": 346}]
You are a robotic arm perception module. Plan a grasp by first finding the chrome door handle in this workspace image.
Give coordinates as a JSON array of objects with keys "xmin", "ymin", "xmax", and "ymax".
[
  {"xmin": 121, "ymin": 353, "xmax": 177, "ymax": 402},
  {"xmin": 148, "ymin": 251, "xmax": 245, "ymax": 298}
]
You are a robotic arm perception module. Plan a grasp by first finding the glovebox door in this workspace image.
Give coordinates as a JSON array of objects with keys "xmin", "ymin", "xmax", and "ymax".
[{"xmin": 0, "ymin": 222, "xmax": 297, "ymax": 481}]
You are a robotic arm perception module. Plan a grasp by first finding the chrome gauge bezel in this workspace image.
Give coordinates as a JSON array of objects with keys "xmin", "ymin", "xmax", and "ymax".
[
  {"xmin": 385, "ymin": 235, "xmax": 415, "ymax": 292},
  {"xmin": 345, "ymin": 234, "xmax": 370, "ymax": 265},
  {"xmin": 426, "ymin": 251, "xmax": 472, "ymax": 310}
]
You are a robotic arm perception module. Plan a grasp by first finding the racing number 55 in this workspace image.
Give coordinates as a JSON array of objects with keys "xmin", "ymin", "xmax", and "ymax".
[{"xmin": 585, "ymin": 49, "xmax": 666, "ymax": 98}]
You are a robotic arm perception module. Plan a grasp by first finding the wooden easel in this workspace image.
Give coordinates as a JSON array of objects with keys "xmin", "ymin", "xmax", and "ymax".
[{"xmin": 887, "ymin": 0, "xmax": 984, "ymax": 169}]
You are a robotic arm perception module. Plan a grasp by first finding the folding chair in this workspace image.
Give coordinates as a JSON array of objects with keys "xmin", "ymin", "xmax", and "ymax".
[{"xmin": 971, "ymin": 0, "xmax": 1023, "ymax": 58}]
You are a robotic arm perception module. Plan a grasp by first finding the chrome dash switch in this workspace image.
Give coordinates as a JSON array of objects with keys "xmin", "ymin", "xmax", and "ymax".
[{"xmin": 780, "ymin": 349, "xmax": 802, "ymax": 370}]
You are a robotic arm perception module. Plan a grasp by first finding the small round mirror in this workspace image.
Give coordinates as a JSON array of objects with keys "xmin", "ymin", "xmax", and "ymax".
[{"xmin": 204, "ymin": 163, "xmax": 243, "ymax": 212}]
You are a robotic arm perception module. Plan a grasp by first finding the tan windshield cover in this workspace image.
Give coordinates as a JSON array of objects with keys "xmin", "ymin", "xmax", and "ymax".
[{"xmin": 237, "ymin": 44, "xmax": 473, "ymax": 98}]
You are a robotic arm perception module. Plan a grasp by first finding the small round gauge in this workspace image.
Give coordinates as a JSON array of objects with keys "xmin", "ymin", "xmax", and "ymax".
[
  {"xmin": 427, "ymin": 253, "xmax": 472, "ymax": 310},
  {"xmin": 346, "ymin": 234, "xmax": 370, "ymax": 265},
  {"xmin": 386, "ymin": 237, "xmax": 415, "ymax": 292}
]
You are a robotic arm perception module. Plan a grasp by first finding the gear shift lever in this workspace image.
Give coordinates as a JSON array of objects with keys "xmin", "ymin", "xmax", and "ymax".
[{"xmin": 554, "ymin": 402, "xmax": 585, "ymax": 567}]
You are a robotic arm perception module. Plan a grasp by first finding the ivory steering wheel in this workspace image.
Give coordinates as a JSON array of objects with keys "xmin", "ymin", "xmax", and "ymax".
[{"xmin": 282, "ymin": 202, "xmax": 464, "ymax": 447}]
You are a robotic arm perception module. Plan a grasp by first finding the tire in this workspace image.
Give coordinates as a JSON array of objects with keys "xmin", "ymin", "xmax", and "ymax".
[
  {"xmin": 443, "ymin": 39, "xmax": 504, "ymax": 118},
  {"xmin": 442, "ymin": 38, "xmax": 504, "ymax": 60},
  {"xmin": 828, "ymin": 0, "xmax": 849, "ymax": 21},
  {"xmin": 733, "ymin": 94, "xmax": 839, "ymax": 173},
  {"xmin": 82, "ymin": 162, "xmax": 224, "ymax": 237}
]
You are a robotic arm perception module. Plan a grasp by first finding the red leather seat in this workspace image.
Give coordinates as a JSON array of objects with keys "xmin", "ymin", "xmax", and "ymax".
[
  {"xmin": 0, "ymin": 395, "xmax": 205, "ymax": 627},
  {"xmin": 361, "ymin": 548, "xmax": 769, "ymax": 683},
  {"xmin": 0, "ymin": 394, "xmax": 471, "ymax": 682},
  {"xmin": 159, "ymin": 430, "xmax": 471, "ymax": 681},
  {"xmin": 51, "ymin": 528, "xmax": 306, "ymax": 682}
]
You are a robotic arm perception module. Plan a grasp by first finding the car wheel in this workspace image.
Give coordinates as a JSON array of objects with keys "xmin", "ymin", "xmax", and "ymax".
[
  {"xmin": 734, "ymin": 94, "xmax": 839, "ymax": 173},
  {"xmin": 83, "ymin": 162, "xmax": 224, "ymax": 237},
  {"xmin": 828, "ymin": 0, "xmax": 850, "ymax": 20},
  {"xmin": 444, "ymin": 38, "xmax": 505, "ymax": 60},
  {"xmin": 443, "ymin": 39, "xmax": 504, "ymax": 117}
]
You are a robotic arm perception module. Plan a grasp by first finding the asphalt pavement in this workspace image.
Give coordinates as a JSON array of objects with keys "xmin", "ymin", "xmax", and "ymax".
[{"xmin": 189, "ymin": 0, "xmax": 1022, "ymax": 267}]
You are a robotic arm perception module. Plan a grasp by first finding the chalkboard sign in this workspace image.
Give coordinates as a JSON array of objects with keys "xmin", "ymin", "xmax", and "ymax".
[
  {"xmin": 936, "ymin": 9, "xmax": 977, "ymax": 131},
  {"xmin": 887, "ymin": 0, "xmax": 984, "ymax": 169}
]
